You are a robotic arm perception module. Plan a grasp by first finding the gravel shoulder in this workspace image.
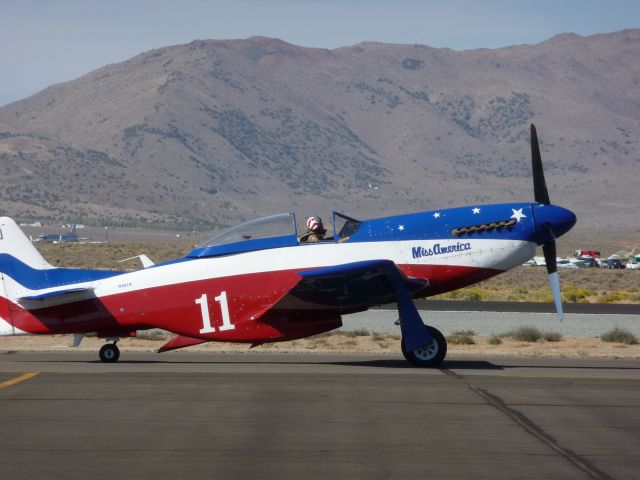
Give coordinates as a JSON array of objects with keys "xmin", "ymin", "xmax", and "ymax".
[{"xmin": 2, "ymin": 333, "xmax": 638, "ymax": 360}]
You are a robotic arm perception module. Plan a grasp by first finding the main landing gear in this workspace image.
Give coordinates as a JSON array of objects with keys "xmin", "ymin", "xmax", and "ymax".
[
  {"xmin": 99, "ymin": 340, "xmax": 120, "ymax": 363},
  {"xmin": 382, "ymin": 264, "xmax": 447, "ymax": 367},
  {"xmin": 401, "ymin": 325, "xmax": 447, "ymax": 367}
]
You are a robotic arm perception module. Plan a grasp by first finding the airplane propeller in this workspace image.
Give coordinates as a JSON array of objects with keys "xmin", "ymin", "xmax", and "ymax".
[{"xmin": 530, "ymin": 124, "xmax": 564, "ymax": 320}]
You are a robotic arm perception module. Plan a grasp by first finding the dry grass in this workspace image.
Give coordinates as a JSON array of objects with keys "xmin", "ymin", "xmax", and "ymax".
[
  {"xmin": 433, "ymin": 266, "xmax": 640, "ymax": 304},
  {"xmin": 3, "ymin": 331, "xmax": 639, "ymax": 359},
  {"xmin": 447, "ymin": 330, "xmax": 476, "ymax": 345},
  {"xmin": 601, "ymin": 328, "xmax": 638, "ymax": 345}
]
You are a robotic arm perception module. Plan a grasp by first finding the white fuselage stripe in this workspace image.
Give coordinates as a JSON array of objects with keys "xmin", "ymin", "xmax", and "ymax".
[{"xmin": 2, "ymin": 239, "xmax": 536, "ymax": 300}]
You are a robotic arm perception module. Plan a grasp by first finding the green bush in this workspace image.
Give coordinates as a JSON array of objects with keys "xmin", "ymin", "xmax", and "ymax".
[
  {"xmin": 504, "ymin": 326, "xmax": 542, "ymax": 342},
  {"xmin": 488, "ymin": 335, "xmax": 502, "ymax": 345},
  {"xmin": 542, "ymin": 331, "xmax": 562, "ymax": 342},
  {"xmin": 447, "ymin": 330, "xmax": 476, "ymax": 345},
  {"xmin": 598, "ymin": 292, "xmax": 629, "ymax": 304},
  {"xmin": 601, "ymin": 328, "xmax": 638, "ymax": 345},
  {"xmin": 562, "ymin": 285, "xmax": 595, "ymax": 303},
  {"xmin": 136, "ymin": 329, "xmax": 169, "ymax": 341},
  {"xmin": 344, "ymin": 329, "xmax": 370, "ymax": 337}
]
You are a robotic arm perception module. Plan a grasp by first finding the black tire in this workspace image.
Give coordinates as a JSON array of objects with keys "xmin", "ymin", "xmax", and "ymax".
[
  {"xmin": 99, "ymin": 344, "xmax": 120, "ymax": 363},
  {"xmin": 401, "ymin": 326, "xmax": 447, "ymax": 367}
]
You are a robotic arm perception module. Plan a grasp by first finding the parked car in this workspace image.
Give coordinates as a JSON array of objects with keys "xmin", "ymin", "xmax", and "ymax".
[
  {"xmin": 578, "ymin": 256, "xmax": 599, "ymax": 268},
  {"xmin": 601, "ymin": 258, "xmax": 626, "ymax": 269}
]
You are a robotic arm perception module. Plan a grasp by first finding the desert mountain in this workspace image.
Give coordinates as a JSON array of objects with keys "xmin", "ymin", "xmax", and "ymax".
[{"xmin": 0, "ymin": 30, "xmax": 639, "ymax": 231}]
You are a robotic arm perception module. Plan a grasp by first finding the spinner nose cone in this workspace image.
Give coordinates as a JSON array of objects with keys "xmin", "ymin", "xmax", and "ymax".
[{"xmin": 533, "ymin": 204, "xmax": 577, "ymax": 244}]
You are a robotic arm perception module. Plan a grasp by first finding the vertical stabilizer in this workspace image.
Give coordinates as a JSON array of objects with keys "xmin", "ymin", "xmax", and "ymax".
[
  {"xmin": 0, "ymin": 217, "xmax": 54, "ymax": 270},
  {"xmin": 0, "ymin": 218, "xmax": 53, "ymax": 334},
  {"xmin": 0, "ymin": 217, "xmax": 55, "ymax": 307}
]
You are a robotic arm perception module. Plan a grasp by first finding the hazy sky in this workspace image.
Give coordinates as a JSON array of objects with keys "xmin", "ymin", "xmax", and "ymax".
[{"xmin": 1, "ymin": 0, "xmax": 638, "ymax": 107}]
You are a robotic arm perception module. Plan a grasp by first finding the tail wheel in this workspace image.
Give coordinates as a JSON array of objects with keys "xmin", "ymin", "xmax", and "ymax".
[
  {"xmin": 401, "ymin": 326, "xmax": 447, "ymax": 367},
  {"xmin": 99, "ymin": 343, "xmax": 120, "ymax": 363}
]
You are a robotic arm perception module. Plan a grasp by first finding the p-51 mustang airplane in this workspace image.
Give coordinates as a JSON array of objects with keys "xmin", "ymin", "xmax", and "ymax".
[{"xmin": 0, "ymin": 125, "xmax": 575, "ymax": 366}]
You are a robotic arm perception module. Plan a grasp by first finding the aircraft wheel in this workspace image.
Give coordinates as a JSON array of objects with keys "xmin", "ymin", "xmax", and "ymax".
[
  {"xmin": 401, "ymin": 326, "xmax": 447, "ymax": 367},
  {"xmin": 99, "ymin": 343, "xmax": 120, "ymax": 363}
]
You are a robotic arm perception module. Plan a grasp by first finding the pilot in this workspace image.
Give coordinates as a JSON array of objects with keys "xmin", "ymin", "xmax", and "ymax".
[{"xmin": 300, "ymin": 216, "xmax": 326, "ymax": 243}]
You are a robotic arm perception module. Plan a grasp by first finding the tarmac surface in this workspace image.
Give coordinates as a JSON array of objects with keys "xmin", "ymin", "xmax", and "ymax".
[{"xmin": 0, "ymin": 351, "xmax": 638, "ymax": 480}]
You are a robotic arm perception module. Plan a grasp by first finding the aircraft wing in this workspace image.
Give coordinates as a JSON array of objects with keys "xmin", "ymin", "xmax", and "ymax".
[{"xmin": 271, "ymin": 259, "xmax": 428, "ymax": 312}]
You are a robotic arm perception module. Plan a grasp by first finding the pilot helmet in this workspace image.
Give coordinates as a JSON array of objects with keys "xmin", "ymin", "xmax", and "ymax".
[{"xmin": 306, "ymin": 216, "xmax": 323, "ymax": 232}]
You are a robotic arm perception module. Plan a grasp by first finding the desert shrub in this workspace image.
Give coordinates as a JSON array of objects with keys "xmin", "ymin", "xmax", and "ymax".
[
  {"xmin": 504, "ymin": 326, "xmax": 542, "ymax": 342},
  {"xmin": 447, "ymin": 330, "xmax": 476, "ymax": 345},
  {"xmin": 136, "ymin": 330, "xmax": 169, "ymax": 341},
  {"xmin": 562, "ymin": 285, "xmax": 595, "ymax": 303},
  {"xmin": 371, "ymin": 332, "xmax": 386, "ymax": 342},
  {"xmin": 601, "ymin": 328, "xmax": 638, "ymax": 345},
  {"xmin": 442, "ymin": 288, "xmax": 491, "ymax": 301},
  {"xmin": 542, "ymin": 331, "xmax": 562, "ymax": 342},
  {"xmin": 313, "ymin": 331, "xmax": 338, "ymax": 339},
  {"xmin": 598, "ymin": 292, "xmax": 629, "ymax": 304},
  {"xmin": 459, "ymin": 289, "xmax": 482, "ymax": 301},
  {"xmin": 488, "ymin": 335, "xmax": 502, "ymax": 345},
  {"xmin": 344, "ymin": 329, "xmax": 370, "ymax": 337}
]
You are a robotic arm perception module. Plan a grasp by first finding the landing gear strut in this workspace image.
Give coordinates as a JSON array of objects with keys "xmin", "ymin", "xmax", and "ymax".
[
  {"xmin": 99, "ymin": 341, "xmax": 120, "ymax": 363},
  {"xmin": 401, "ymin": 325, "xmax": 447, "ymax": 367}
]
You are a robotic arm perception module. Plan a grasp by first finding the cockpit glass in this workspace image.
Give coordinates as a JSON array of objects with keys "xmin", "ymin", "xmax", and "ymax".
[
  {"xmin": 198, "ymin": 213, "xmax": 297, "ymax": 248},
  {"xmin": 333, "ymin": 212, "xmax": 361, "ymax": 238}
]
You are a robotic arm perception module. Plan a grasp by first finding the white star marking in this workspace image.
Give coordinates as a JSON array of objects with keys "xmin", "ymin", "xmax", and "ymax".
[
  {"xmin": 472, "ymin": 208, "xmax": 481, "ymax": 214},
  {"xmin": 433, "ymin": 212, "xmax": 441, "ymax": 218},
  {"xmin": 510, "ymin": 208, "xmax": 527, "ymax": 223},
  {"xmin": 398, "ymin": 225, "xmax": 405, "ymax": 231}
]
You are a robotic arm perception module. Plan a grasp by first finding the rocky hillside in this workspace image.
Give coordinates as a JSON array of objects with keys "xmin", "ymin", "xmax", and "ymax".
[{"xmin": 1, "ymin": 30, "xmax": 639, "ymax": 231}]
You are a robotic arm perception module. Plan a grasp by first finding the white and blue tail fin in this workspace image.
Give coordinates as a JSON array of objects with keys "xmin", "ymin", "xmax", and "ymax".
[
  {"xmin": 0, "ymin": 218, "xmax": 54, "ymax": 270},
  {"xmin": 0, "ymin": 217, "xmax": 54, "ymax": 301}
]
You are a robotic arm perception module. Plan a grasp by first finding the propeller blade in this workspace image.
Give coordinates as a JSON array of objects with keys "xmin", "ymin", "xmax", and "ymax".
[
  {"xmin": 531, "ymin": 124, "xmax": 550, "ymax": 205},
  {"xmin": 542, "ymin": 239, "xmax": 557, "ymax": 275},
  {"xmin": 542, "ymin": 239, "xmax": 563, "ymax": 320},
  {"xmin": 548, "ymin": 271, "xmax": 564, "ymax": 321},
  {"xmin": 531, "ymin": 125, "xmax": 564, "ymax": 320}
]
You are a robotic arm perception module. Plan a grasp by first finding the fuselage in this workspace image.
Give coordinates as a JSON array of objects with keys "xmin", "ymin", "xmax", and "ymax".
[{"xmin": 0, "ymin": 201, "xmax": 576, "ymax": 343}]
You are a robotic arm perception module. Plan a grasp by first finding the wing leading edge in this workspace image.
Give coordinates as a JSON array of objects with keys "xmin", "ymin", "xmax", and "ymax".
[{"xmin": 273, "ymin": 259, "xmax": 428, "ymax": 312}]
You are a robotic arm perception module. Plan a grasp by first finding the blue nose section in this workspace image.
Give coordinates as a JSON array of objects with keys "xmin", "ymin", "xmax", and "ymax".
[{"xmin": 533, "ymin": 204, "xmax": 577, "ymax": 244}]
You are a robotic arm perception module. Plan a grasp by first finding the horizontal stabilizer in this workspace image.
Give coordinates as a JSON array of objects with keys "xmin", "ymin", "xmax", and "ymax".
[
  {"xmin": 19, "ymin": 287, "xmax": 94, "ymax": 301},
  {"xmin": 118, "ymin": 254, "xmax": 155, "ymax": 268},
  {"xmin": 158, "ymin": 335, "xmax": 208, "ymax": 353}
]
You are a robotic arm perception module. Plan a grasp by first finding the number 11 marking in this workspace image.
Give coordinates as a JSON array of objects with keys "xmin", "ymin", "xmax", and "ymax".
[{"xmin": 196, "ymin": 291, "xmax": 234, "ymax": 334}]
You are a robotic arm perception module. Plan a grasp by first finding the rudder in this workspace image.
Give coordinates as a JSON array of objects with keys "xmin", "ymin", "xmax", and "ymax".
[{"xmin": 0, "ymin": 217, "xmax": 53, "ymax": 270}]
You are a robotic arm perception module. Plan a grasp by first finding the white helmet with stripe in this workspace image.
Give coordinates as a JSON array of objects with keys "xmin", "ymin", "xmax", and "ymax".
[{"xmin": 306, "ymin": 216, "xmax": 323, "ymax": 232}]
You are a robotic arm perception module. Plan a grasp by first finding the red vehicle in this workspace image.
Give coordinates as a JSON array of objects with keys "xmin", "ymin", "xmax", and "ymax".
[{"xmin": 574, "ymin": 249, "xmax": 600, "ymax": 259}]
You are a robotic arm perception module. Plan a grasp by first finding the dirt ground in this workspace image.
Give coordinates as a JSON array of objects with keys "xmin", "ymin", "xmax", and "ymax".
[{"xmin": 1, "ymin": 332, "xmax": 638, "ymax": 360}]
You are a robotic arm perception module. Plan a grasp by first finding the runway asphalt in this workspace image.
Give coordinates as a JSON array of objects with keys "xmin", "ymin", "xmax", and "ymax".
[{"xmin": 0, "ymin": 351, "xmax": 638, "ymax": 480}]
